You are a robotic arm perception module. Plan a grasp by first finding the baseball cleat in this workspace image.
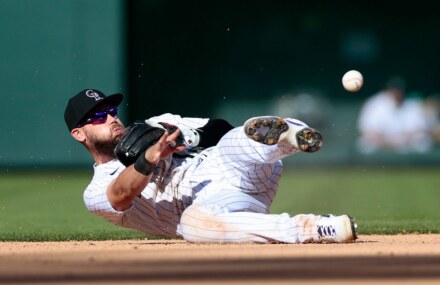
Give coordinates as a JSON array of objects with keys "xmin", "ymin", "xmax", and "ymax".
[
  {"xmin": 178, "ymin": 126, "xmax": 200, "ymax": 149},
  {"xmin": 315, "ymin": 214, "xmax": 358, "ymax": 243},
  {"xmin": 244, "ymin": 116, "xmax": 323, "ymax": 152},
  {"xmin": 295, "ymin": 127, "xmax": 323, "ymax": 153},
  {"xmin": 157, "ymin": 122, "xmax": 200, "ymax": 149},
  {"xmin": 244, "ymin": 116, "xmax": 288, "ymax": 145}
]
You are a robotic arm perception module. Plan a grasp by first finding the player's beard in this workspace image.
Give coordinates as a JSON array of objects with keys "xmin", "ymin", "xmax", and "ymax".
[
  {"xmin": 86, "ymin": 127, "xmax": 124, "ymax": 158},
  {"xmin": 90, "ymin": 137, "xmax": 121, "ymax": 158}
]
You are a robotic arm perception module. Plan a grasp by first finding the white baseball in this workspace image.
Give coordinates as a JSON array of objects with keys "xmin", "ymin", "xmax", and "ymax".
[{"xmin": 342, "ymin": 70, "xmax": 363, "ymax": 92}]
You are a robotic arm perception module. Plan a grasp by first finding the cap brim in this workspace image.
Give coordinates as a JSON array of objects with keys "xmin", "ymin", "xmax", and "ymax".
[
  {"xmin": 76, "ymin": 93, "xmax": 123, "ymax": 127},
  {"xmin": 104, "ymin": 93, "xmax": 123, "ymax": 107}
]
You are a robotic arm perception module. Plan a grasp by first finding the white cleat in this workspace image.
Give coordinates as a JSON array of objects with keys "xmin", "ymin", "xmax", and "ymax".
[
  {"xmin": 152, "ymin": 121, "xmax": 200, "ymax": 149},
  {"xmin": 243, "ymin": 116, "xmax": 323, "ymax": 152},
  {"xmin": 178, "ymin": 126, "xmax": 200, "ymax": 149},
  {"xmin": 315, "ymin": 214, "xmax": 358, "ymax": 243}
]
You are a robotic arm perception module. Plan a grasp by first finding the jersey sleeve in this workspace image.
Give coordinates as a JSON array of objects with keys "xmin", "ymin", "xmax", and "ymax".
[
  {"xmin": 83, "ymin": 183, "xmax": 126, "ymax": 226},
  {"xmin": 83, "ymin": 162, "xmax": 127, "ymax": 226}
]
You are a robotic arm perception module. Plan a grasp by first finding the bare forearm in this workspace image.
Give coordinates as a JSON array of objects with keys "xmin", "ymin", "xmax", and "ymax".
[{"xmin": 108, "ymin": 164, "xmax": 152, "ymax": 211}]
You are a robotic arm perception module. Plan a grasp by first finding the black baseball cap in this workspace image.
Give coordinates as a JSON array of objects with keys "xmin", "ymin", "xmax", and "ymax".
[{"xmin": 64, "ymin": 89, "xmax": 123, "ymax": 131}]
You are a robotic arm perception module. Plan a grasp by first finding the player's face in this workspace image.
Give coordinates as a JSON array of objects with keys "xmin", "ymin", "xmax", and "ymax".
[{"xmin": 80, "ymin": 106, "xmax": 125, "ymax": 155}]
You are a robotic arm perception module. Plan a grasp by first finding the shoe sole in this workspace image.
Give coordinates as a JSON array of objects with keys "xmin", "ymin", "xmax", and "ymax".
[
  {"xmin": 244, "ymin": 116, "xmax": 289, "ymax": 145},
  {"xmin": 348, "ymin": 215, "xmax": 358, "ymax": 241},
  {"xmin": 296, "ymin": 128, "xmax": 323, "ymax": 153},
  {"xmin": 339, "ymin": 215, "xmax": 358, "ymax": 242},
  {"xmin": 244, "ymin": 116, "xmax": 323, "ymax": 152}
]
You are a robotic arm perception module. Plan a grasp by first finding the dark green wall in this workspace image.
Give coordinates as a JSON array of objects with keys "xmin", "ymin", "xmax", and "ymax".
[
  {"xmin": 1, "ymin": 0, "xmax": 439, "ymax": 168},
  {"xmin": 125, "ymin": 0, "xmax": 440, "ymax": 166},
  {"xmin": 128, "ymin": 0, "xmax": 440, "ymax": 120},
  {"xmin": 0, "ymin": 0, "xmax": 125, "ymax": 168}
]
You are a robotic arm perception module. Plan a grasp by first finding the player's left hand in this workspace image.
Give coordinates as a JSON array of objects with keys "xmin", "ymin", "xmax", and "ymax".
[{"xmin": 115, "ymin": 120, "xmax": 185, "ymax": 166}]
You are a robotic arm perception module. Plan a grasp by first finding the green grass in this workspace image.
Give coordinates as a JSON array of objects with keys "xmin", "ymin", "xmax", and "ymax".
[
  {"xmin": 0, "ymin": 167, "xmax": 439, "ymax": 241},
  {"xmin": 273, "ymin": 167, "xmax": 440, "ymax": 234},
  {"xmin": 0, "ymin": 170, "xmax": 148, "ymax": 241}
]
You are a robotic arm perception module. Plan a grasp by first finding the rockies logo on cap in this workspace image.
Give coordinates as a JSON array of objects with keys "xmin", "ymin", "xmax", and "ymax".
[
  {"xmin": 64, "ymin": 89, "xmax": 123, "ymax": 131},
  {"xmin": 85, "ymin": 89, "xmax": 103, "ymax": 101}
]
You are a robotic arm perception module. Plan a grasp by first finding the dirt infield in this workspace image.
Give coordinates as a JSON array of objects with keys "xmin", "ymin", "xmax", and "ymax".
[{"xmin": 0, "ymin": 234, "xmax": 439, "ymax": 285}]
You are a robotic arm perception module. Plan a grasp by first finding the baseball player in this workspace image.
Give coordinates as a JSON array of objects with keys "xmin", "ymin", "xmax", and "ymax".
[{"xmin": 64, "ymin": 89, "xmax": 357, "ymax": 243}]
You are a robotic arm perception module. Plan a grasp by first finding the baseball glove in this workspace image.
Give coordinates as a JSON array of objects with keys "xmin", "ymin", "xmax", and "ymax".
[{"xmin": 114, "ymin": 120, "xmax": 165, "ymax": 166}]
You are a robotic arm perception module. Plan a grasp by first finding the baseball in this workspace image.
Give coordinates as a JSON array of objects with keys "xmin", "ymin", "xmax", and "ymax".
[{"xmin": 342, "ymin": 70, "xmax": 363, "ymax": 92}]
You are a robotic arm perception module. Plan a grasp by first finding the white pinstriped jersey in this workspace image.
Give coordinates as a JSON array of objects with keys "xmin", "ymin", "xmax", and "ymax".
[
  {"xmin": 83, "ymin": 114, "xmax": 320, "ymax": 243},
  {"xmin": 83, "ymin": 113, "xmax": 209, "ymax": 237}
]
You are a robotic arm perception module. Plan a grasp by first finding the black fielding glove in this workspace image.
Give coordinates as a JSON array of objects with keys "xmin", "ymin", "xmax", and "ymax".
[{"xmin": 114, "ymin": 120, "xmax": 165, "ymax": 166}]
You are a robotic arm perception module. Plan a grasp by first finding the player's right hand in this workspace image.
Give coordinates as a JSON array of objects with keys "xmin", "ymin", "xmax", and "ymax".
[{"xmin": 144, "ymin": 129, "xmax": 186, "ymax": 164}]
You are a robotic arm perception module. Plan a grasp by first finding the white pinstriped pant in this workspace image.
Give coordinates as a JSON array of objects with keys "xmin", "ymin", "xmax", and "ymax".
[{"xmin": 177, "ymin": 122, "xmax": 320, "ymax": 243}]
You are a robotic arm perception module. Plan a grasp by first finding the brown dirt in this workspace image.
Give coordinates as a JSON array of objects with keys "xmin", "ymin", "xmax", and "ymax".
[{"xmin": 0, "ymin": 234, "xmax": 439, "ymax": 285}]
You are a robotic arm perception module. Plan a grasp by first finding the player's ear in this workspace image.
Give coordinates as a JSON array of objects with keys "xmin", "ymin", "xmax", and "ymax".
[{"xmin": 71, "ymin": 128, "xmax": 86, "ymax": 143}]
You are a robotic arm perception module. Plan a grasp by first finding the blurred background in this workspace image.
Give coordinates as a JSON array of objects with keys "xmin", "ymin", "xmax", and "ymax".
[{"xmin": 1, "ymin": 0, "xmax": 440, "ymax": 169}]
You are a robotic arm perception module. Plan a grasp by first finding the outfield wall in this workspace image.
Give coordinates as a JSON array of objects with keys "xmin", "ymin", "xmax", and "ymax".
[
  {"xmin": 0, "ymin": 0, "xmax": 126, "ymax": 168},
  {"xmin": 0, "ymin": 1, "xmax": 439, "ymax": 169}
]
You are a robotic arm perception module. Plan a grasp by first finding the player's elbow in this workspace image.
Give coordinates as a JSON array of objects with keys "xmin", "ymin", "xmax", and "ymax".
[
  {"xmin": 107, "ymin": 183, "xmax": 137, "ymax": 211},
  {"xmin": 108, "ymin": 192, "xmax": 135, "ymax": 212}
]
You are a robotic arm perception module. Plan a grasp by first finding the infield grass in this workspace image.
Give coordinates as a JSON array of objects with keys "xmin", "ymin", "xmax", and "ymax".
[
  {"xmin": 1, "ymin": 167, "xmax": 439, "ymax": 241},
  {"xmin": 276, "ymin": 167, "xmax": 440, "ymax": 235}
]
